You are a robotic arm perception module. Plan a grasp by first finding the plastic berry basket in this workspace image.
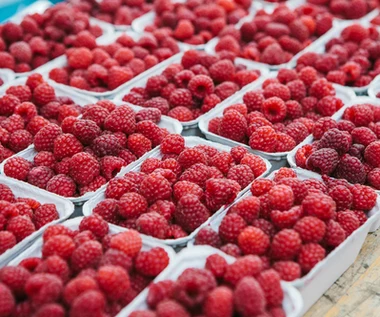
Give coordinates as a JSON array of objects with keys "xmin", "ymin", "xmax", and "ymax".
[
  {"xmin": 0, "ymin": 175, "xmax": 75, "ymax": 267},
  {"xmin": 287, "ymin": 96, "xmax": 380, "ymax": 232},
  {"xmin": 0, "ymin": 69, "xmax": 15, "ymax": 95},
  {"xmin": 204, "ymin": 6, "xmax": 340, "ymax": 71},
  {"xmin": 117, "ymin": 245, "xmax": 304, "ymax": 317},
  {"xmin": 6, "ymin": 216, "xmax": 176, "ymax": 312},
  {"xmin": 188, "ymin": 168, "xmax": 380, "ymax": 315},
  {"xmin": 198, "ymin": 72, "xmax": 356, "ymax": 166},
  {"xmin": 5, "ymin": 0, "xmax": 114, "ymax": 78},
  {"xmin": 368, "ymin": 74, "xmax": 380, "ymax": 99},
  {"xmin": 82, "ymin": 136, "xmax": 272, "ymax": 247},
  {"xmin": 0, "ymin": 102, "xmax": 183, "ymax": 205},
  {"xmin": 39, "ymin": 30, "xmax": 188, "ymax": 100},
  {"xmin": 287, "ymin": 20, "xmax": 380, "ymax": 95},
  {"xmin": 111, "ymin": 51, "xmax": 270, "ymax": 133}
]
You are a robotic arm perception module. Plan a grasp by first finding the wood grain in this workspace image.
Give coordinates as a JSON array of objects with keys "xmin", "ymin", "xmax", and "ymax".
[{"xmin": 305, "ymin": 229, "xmax": 380, "ymax": 317}]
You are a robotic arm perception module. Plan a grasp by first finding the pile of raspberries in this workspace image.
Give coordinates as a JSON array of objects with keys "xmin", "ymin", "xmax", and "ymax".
[
  {"xmin": 48, "ymin": 33, "xmax": 180, "ymax": 92},
  {"xmin": 93, "ymin": 135, "xmax": 268, "ymax": 239},
  {"xmin": 122, "ymin": 50, "xmax": 261, "ymax": 122},
  {"xmin": 208, "ymin": 67, "xmax": 343, "ymax": 153},
  {"xmin": 144, "ymin": 0, "xmax": 252, "ymax": 45},
  {"xmin": 0, "ymin": 183, "xmax": 59, "ymax": 255},
  {"xmin": 307, "ymin": 0, "xmax": 378, "ymax": 20},
  {"xmin": 68, "ymin": 0, "xmax": 153, "ymax": 26},
  {"xmin": 0, "ymin": 215, "xmax": 170, "ymax": 317},
  {"xmin": 0, "ymin": 3, "xmax": 104, "ymax": 72},
  {"xmin": 296, "ymin": 24, "xmax": 380, "ymax": 88},
  {"xmin": 195, "ymin": 167, "xmax": 377, "ymax": 279},
  {"xmin": 3, "ymin": 102, "xmax": 169, "ymax": 198},
  {"xmin": 295, "ymin": 103, "xmax": 380, "ymax": 189},
  {"xmin": 132, "ymin": 253, "xmax": 286, "ymax": 317},
  {"xmin": 214, "ymin": 4, "xmax": 333, "ymax": 65},
  {"xmin": 0, "ymin": 73, "xmax": 83, "ymax": 163}
]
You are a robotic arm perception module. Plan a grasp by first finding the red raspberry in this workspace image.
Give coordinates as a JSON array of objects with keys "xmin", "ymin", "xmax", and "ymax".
[
  {"xmin": 96, "ymin": 265, "xmax": 130, "ymax": 301},
  {"xmin": 139, "ymin": 173, "xmax": 171, "ymax": 204},
  {"xmin": 4, "ymin": 156, "xmax": 33, "ymax": 181},
  {"xmin": 194, "ymin": 227, "xmax": 221, "ymax": 248},
  {"xmin": 136, "ymin": 108, "xmax": 161, "ymax": 124},
  {"xmin": 136, "ymin": 212, "xmax": 169, "ymax": 238},
  {"xmin": 82, "ymin": 106, "xmax": 109, "ymax": 128},
  {"xmin": 53, "ymin": 134, "xmax": 83, "ymax": 161},
  {"xmin": 110, "ymin": 231, "xmax": 142, "ymax": 258},
  {"xmin": 104, "ymin": 105, "xmax": 136, "ymax": 135},
  {"xmin": 0, "ymin": 283, "xmax": 15, "ymax": 316},
  {"xmin": 273, "ymin": 261, "xmax": 301, "ymax": 281},
  {"xmin": 238, "ymin": 226, "xmax": 270, "ymax": 256},
  {"xmin": 229, "ymin": 196, "xmax": 260, "ymax": 224},
  {"xmin": 294, "ymin": 216, "xmax": 326, "ymax": 243},
  {"xmin": 0, "ymin": 266, "xmax": 31, "ymax": 298},
  {"xmin": 93, "ymin": 199, "xmax": 119, "ymax": 224},
  {"xmin": 205, "ymin": 254, "xmax": 227, "ymax": 278},
  {"xmin": 218, "ymin": 213, "xmax": 247, "ymax": 243},
  {"xmin": 350, "ymin": 184, "xmax": 377, "ymax": 211},
  {"xmin": 25, "ymin": 273, "xmax": 63, "ymax": 305},
  {"xmin": 0, "ymin": 184, "xmax": 15, "ymax": 202},
  {"xmin": 135, "ymin": 247, "xmax": 169, "ymax": 277},
  {"xmin": 188, "ymin": 75, "xmax": 214, "ymax": 99},
  {"xmin": 335, "ymin": 154, "xmax": 366, "ymax": 185},
  {"xmin": 298, "ymin": 243, "xmax": 326, "ymax": 273},
  {"xmin": 160, "ymin": 134, "xmax": 185, "ymax": 155},
  {"xmin": 173, "ymin": 180, "xmax": 203, "ymax": 201},
  {"xmin": 173, "ymin": 268, "xmax": 216, "ymax": 308},
  {"xmin": 71, "ymin": 240, "xmax": 103, "ymax": 271},
  {"xmin": 209, "ymin": 59, "xmax": 235, "ymax": 83},
  {"xmin": 34, "ymin": 124, "xmax": 62, "ymax": 152},
  {"xmin": 79, "ymin": 215, "xmax": 109, "ymax": 240},
  {"xmin": 6, "ymin": 216, "xmax": 35, "ymax": 242},
  {"xmin": 7, "ymin": 86, "xmax": 32, "ymax": 103},
  {"xmin": 249, "ymin": 126, "xmax": 278, "ymax": 152},
  {"xmin": 327, "ymin": 185, "xmax": 352, "ymax": 211},
  {"xmin": 0, "ymin": 114, "xmax": 24, "ymax": 133},
  {"xmin": 306, "ymin": 148, "xmax": 339, "ymax": 175},
  {"xmin": 218, "ymin": 110, "xmax": 248, "ymax": 142},
  {"xmin": 270, "ymin": 205, "xmax": 302, "ymax": 229},
  {"xmin": 46, "ymin": 175, "xmax": 76, "ymax": 197},
  {"xmin": 205, "ymin": 178, "xmax": 241, "ymax": 211},
  {"xmin": 27, "ymin": 166, "xmax": 54, "ymax": 189},
  {"xmin": 146, "ymin": 75, "xmax": 168, "ymax": 97},
  {"xmin": 42, "ymin": 234, "xmax": 75, "ymax": 259},
  {"xmin": 324, "ymin": 219, "xmax": 346, "ymax": 247},
  {"xmin": 367, "ymin": 168, "xmax": 380, "ymax": 189},
  {"xmin": 257, "ymin": 269, "xmax": 284, "ymax": 307},
  {"xmin": 71, "ymin": 120, "xmax": 101, "ymax": 146},
  {"xmin": 33, "ymin": 83, "xmax": 56, "ymax": 106},
  {"xmin": 34, "ymin": 151, "xmax": 56, "ymax": 169},
  {"xmin": 250, "ymin": 179, "xmax": 274, "ymax": 196},
  {"xmin": 271, "ymin": 229, "xmax": 302, "ymax": 260},
  {"xmin": 168, "ymin": 106, "xmax": 194, "ymax": 121},
  {"xmin": 302, "ymin": 192, "xmax": 336, "ymax": 221},
  {"xmin": 234, "ymin": 277, "xmax": 265, "ymax": 316},
  {"xmin": 7, "ymin": 130, "xmax": 32, "ymax": 153},
  {"xmin": 208, "ymin": 152, "xmax": 233, "ymax": 176},
  {"xmin": 243, "ymin": 91, "xmax": 264, "ymax": 112},
  {"xmin": 127, "ymin": 133, "xmax": 152, "ymax": 158},
  {"xmin": 0, "ymin": 231, "xmax": 16, "ymax": 254},
  {"xmin": 261, "ymin": 97, "xmax": 287, "ymax": 123},
  {"xmin": 69, "ymin": 152, "xmax": 100, "ymax": 186},
  {"xmin": 33, "ymin": 204, "xmax": 58, "ymax": 229},
  {"xmin": 336, "ymin": 210, "xmax": 360, "ymax": 236},
  {"xmin": 309, "ymin": 78, "xmax": 334, "ymax": 100},
  {"xmin": 155, "ymin": 300, "xmax": 189, "ymax": 317},
  {"xmin": 343, "ymin": 104, "xmax": 374, "ymax": 127},
  {"xmin": 105, "ymin": 177, "xmax": 138, "ymax": 200},
  {"xmin": 118, "ymin": 192, "xmax": 148, "ymax": 219},
  {"xmin": 144, "ymin": 97, "xmax": 170, "ymax": 115},
  {"xmin": 204, "ymin": 286, "xmax": 233, "ymax": 317},
  {"xmin": 364, "ymin": 141, "xmax": 380, "ymax": 168},
  {"xmin": 268, "ymin": 185, "xmax": 294, "ymax": 211},
  {"xmin": 312, "ymin": 118, "xmax": 337, "ymax": 140},
  {"xmin": 70, "ymin": 290, "xmax": 106, "ymax": 317}
]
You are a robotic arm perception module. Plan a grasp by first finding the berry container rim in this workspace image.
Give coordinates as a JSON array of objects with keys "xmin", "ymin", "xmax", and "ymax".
[
  {"xmin": 5, "ymin": 0, "xmax": 115, "ymax": 78},
  {"xmin": 367, "ymin": 74, "xmax": 380, "ymax": 99},
  {"xmin": 0, "ymin": 174, "xmax": 75, "ymax": 267},
  {"xmin": 0, "ymin": 69, "xmax": 15, "ymax": 95},
  {"xmin": 117, "ymin": 245, "xmax": 303, "ymax": 317},
  {"xmin": 187, "ymin": 168, "xmax": 380, "ymax": 314},
  {"xmin": 82, "ymin": 136, "xmax": 272, "ymax": 247},
  {"xmin": 286, "ymin": 96, "xmax": 380, "ymax": 231},
  {"xmin": 111, "ymin": 51, "xmax": 271, "ymax": 130},
  {"xmin": 197, "ymin": 71, "xmax": 356, "ymax": 161}
]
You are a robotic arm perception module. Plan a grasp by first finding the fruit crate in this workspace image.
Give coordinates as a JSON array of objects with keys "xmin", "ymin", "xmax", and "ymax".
[
  {"xmin": 287, "ymin": 96, "xmax": 380, "ymax": 231},
  {"xmin": 112, "ymin": 51, "xmax": 270, "ymax": 134},
  {"xmin": 287, "ymin": 20, "xmax": 380, "ymax": 95},
  {"xmin": 368, "ymin": 74, "xmax": 380, "ymax": 99},
  {"xmin": 118, "ymin": 245, "xmax": 304, "ymax": 317},
  {"xmin": 0, "ymin": 69, "xmax": 15, "ymax": 94},
  {"xmin": 198, "ymin": 72, "xmax": 356, "ymax": 168},
  {"xmin": 40, "ymin": 30, "xmax": 185, "ymax": 100},
  {"xmin": 188, "ymin": 168, "xmax": 380, "ymax": 315},
  {"xmin": 0, "ymin": 102, "xmax": 183, "ymax": 205},
  {"xmin": 0, "ymin": 174, "xmax": 74, "ymax": 267},
  {"xmin": 204, "ymin": 6, "xmax": 339, "ymax": 71},
  {"xmin": 82, "ymin": 136, "xmax": 272, "ymax": 247},
  {"xmin": 5, "ymin": 0, "xmax": 114, "ymax": 78},
  {"xmin": 5, "ymin": 216, "xmax": 177, "ymax": 312}
]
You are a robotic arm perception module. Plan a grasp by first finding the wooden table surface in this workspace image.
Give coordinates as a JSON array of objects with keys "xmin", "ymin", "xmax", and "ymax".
[{"xmin": 305, "ymin": 228, "xmax": 380, "ymax": 317}]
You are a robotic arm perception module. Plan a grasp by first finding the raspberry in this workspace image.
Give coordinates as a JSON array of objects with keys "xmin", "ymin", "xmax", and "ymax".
[
  {"xmin": 209, "ymin": 60, "xmax": 235, "ymax": 83},
  {"xmin": 335, "ymin": 154, "xmax": 366, "ymax": 184},
  {"xmin": 4, "ymin": 156, "xmax": 33, "ymax": 181},
  {"xmin": 194, "ymin": 227, "xmax": 221, "ymax": 248},
  {"xmin": 309, "ymin": 78, "xmax": 334, "ymax": 99},
  {"xmin": 268, "ymin": 185, "xmax": 294, "ymax": 211},
  {"xmin": 312, "ymin": 118, "xmax": 337, "ymax": 140},
  {"xmin": 71, "ymin": 120, "xmax": 101, "ymax": 146},
  {"xmin": 135, "ymin": 247, "xmax": 169, "ymax": 277},
  {"xmin": 238, "ymin": 226, "xmax": 270, "ymax": 255},
  {"xmin": 70, "ymin": 290, "xmax": 106, "ymax": 317},
  {"xmin": 146, "ymin": 75, "xmax": 168, "ymax": 96},
  {"xmin": 0, "ymin": 283, "xmax": 15, "ymax": 316},
  {"xmin": 168, "ymin": 106, "xmax": 194, "ymax": 121},
  {"xmin": 0, "ymin": 52, "xmax": 15, "ymax": 70},
  {"xmin": 302, "ymin": 192, "xmax": 336, "ymax": 221},
  {"xmin": 69, "ymin": 152, "xmax": 100, "ymax": 186},
  {"xmin": 343, "ymin": 104, "xmax": 373, "ymax": 127},
  {"xmin": 257, "ymin": 269, "xmax": 283, "ymax": 307},
  {"xmin": 100, "ymin": 249, "xmax": 133, "ymax": 273},
  {"xmin": 143, "ymin": 97, "xmax": 170, "ymax": 115},
  {"xmin": 205, "ymin": 178, "xmax": 241, "ymax": 211},
  {"xmin": 204, "ymin": 254, "xmax": 227, "ymax": 279},
  {"xmin": 33, "ymin": 204, "xmax": 58, "ymax": 229},
  {"xmin": 0, "ymin": 231, "xmax": 16, "ymax": 254},
  {"xmin": 34, "ymin": 124, "xmax": 62, "ymax": 152},
  {"xmin": 0, "ymin": 266, "xmax": 31, "ymax": 298},
  {"xmin": 71, "ymin": 241, "xmax": 103, "ymax": 271},
  {"xmin": 109, "ymin": 230, "xmax": 142, "ymax": 258},
  {"xmin": 136, "ymin": 212, "xmax": 170, "ymax": 238},
  {"xmin": 174, "ymin": 268, "xmax": 216, "ymax": 308},
  {"xmin": 273, "ymin": 261, "xmax": 301, "ymax": 282},
  {"xmin": 79, "ymin": 215, "xmax": 109, "ymax": 240},
  {"xmin": 250, "ymin": 178, "xmax": 274, "ymax": 196},
  {"xmin": 136, "ymin": 108, "xmax": 161, "ymax": 123},
  {"xmin": 6, "ymin": 215, "xmax": 35, "ymax": 242},
  {"xmin": 104, "ymin": 106, "xmax": 136, "ymax": 135},
  {"xmin": 234, "ymin": 277, "xmax": 265, "ymax": 316},
  {"xmin": 298, "ymin": 243, "xmax": 326, "ymax": 273},
  {"xmin": 49, "ymin": 68, "xmax": 69, "ymax": 85},
  {"xmin": 229, "ymin": 196, "xmax": 260, "ymax": 224},
  {"xmin": 175, "ymin": 194, "xmax": 210, "ymax": 232},
  {"xmin": 188, "ymin": 75, "xmax": 214, "ymax": 99},
  {"xmin": 318, "ymin": 127, "xmax": 351, "ymax": 155},
  {"xmin": 294, "ymin": 216, "xmax": 326, "ymax": 244},
  {"xmin": 204, "ymin": 286, "xmax": 233, "ymax": 317},
  {"xmin": 26, "ymin": 166, "xmax": 54, "ymax": 189},
  {"xmin": 271, "ymin": 229, "xmax": 302, "ymax": 260},
  {"xmin": 327, "ymin": 70, "xmax": 347, "ymax": 85},
  {"xmin": 169, "ymin": 89, "xmax": 193, "ymax": 109},
  {"xmin": 219, "ymin": 213, "xmax": 247, "ymax": 243},
  {"xmin": 306, "ymin": 148, "xmax": 339, "ymax": 175},
  {"xmin": 34, "ymin": 151, "xmax": 56, "ymax": 169},
  {"xmin": 105, "ymin": 177, "xmax": 138, "ymax": 200},
  {"xmin": 327, "ymin": 185, "xmax": 352, "ymax": 211},
  {"xmin": 352, "ymin": 127, "xmax": 377, "ymax": 147},
  {"xmin": 173, "ymin": 180, "xmax": 203, "ymax": 201},
  {"xmin": 118, "ymin": 192, "xmax": 148, "ymax": 218},
  {"xmin": 46, "ymin": 175, "xmax": 76, "ymax": 197},
  {"xmin": 261, "ymin": 97, "xmax": 287, "ymax": 123},
  {"xmin": 0, "ymin": 184, "xmax": 15, "ymax": 202},
  {"xmin": 147, "ymin": 280, "xmax": 175, "ymax": 309},
  {"xmin": 350, "ymin": 184, "xmax": 377, "ymax": 211},
  {"xmin": 249, "ymin": 126, "xmax": 278, "ymax": 152},
  {"xmin": 364, "ymin": 141, "xmax": 380, "ymax": 168},
  {"xmin": 53, "ymin": 134, "xmax": 83, "ymax": 161},
  {"xmin": 96, "ymin": 265, "xmax": 130, "ymax": 301},
  {"xmin": 7, "ymin": 86, "xmax": 32, "ymax": 103},
  {"xmin": 0, "ymin": 114, "xmax": 24, "ymax": 133},
  {"xmin": 337, "ymin": 210, "xmax": 360, "ymax": 236},
  {"xmin": 25, "ymin": 273, "xmax": 63, "ymax": 305},
  {"xmin": 209, "ymin": 152, "xmax": 234, "ymax": 175},
  {"xmin": 33, "ymin": 83, "xmax": 56, "ymax": 106},
  {"xmin": 156, "ymin": 300, "xmax": 189, "ymax": 317}
]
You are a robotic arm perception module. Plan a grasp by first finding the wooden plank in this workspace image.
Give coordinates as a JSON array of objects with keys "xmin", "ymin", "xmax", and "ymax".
[{"xmin": 305, "ymin": 229, "xmax": 380, "ymax": 317}]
